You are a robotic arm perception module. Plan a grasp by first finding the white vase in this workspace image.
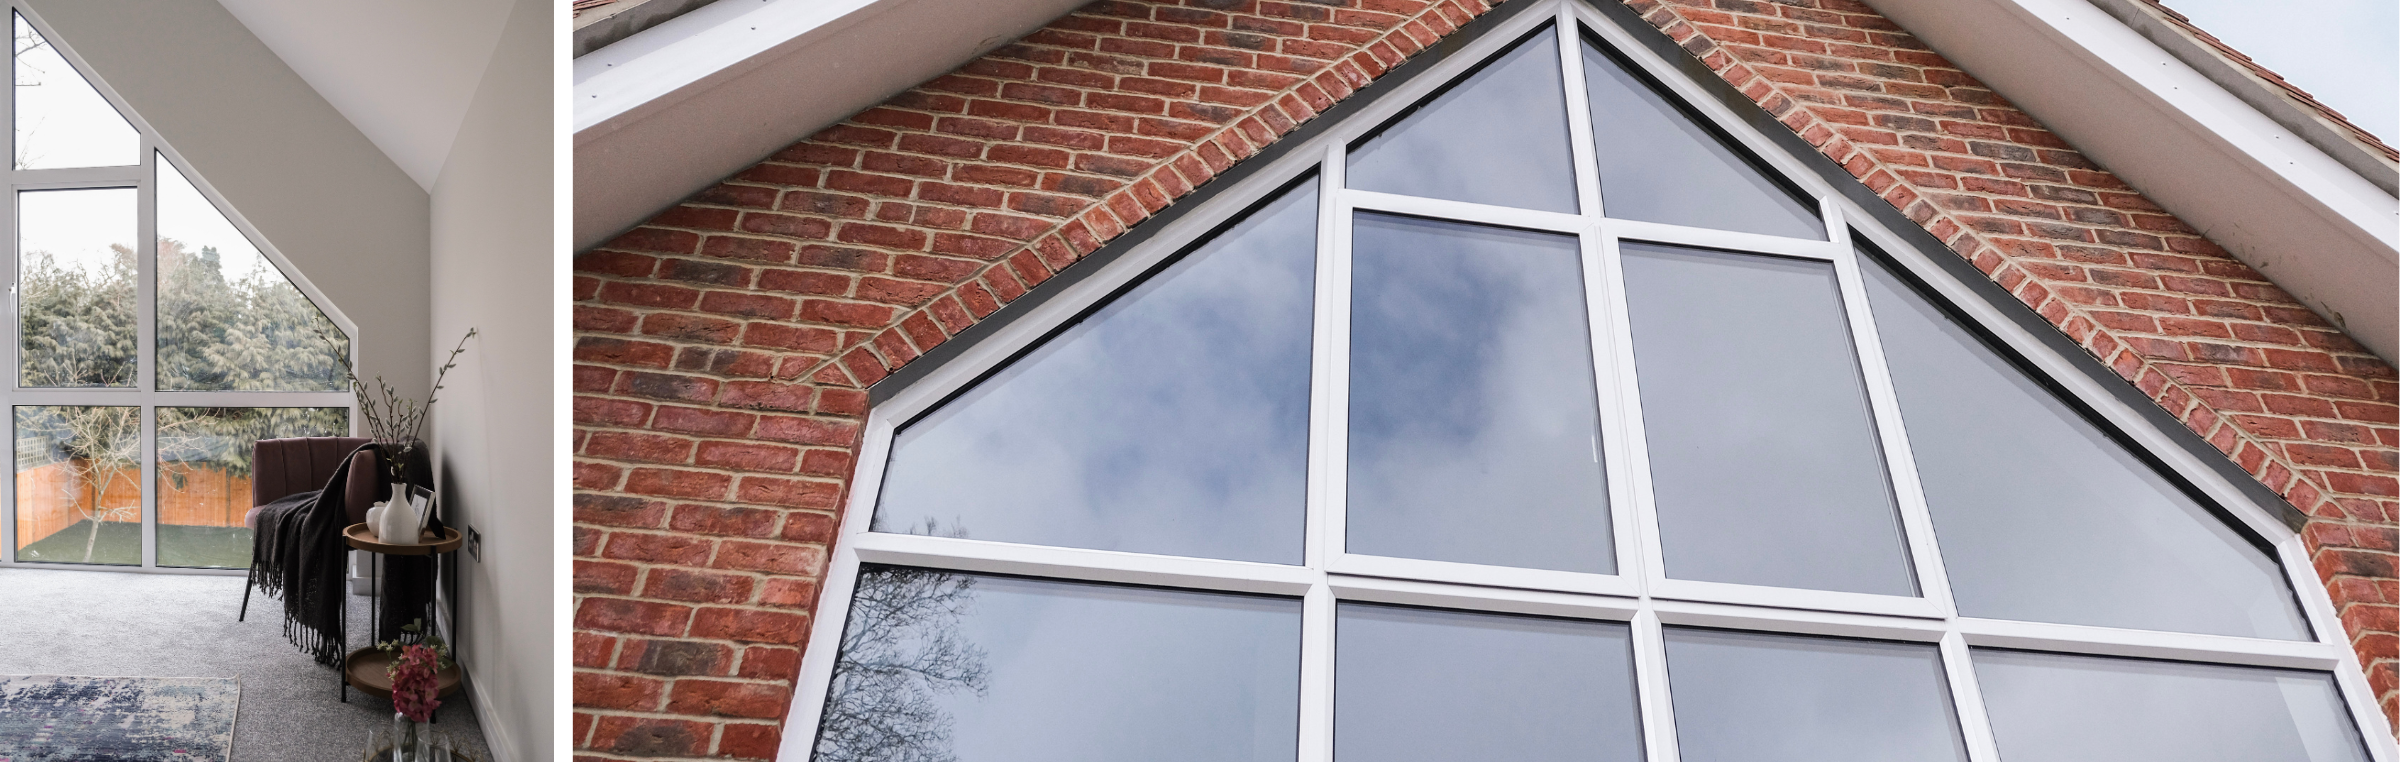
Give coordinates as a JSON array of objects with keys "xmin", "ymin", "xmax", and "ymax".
[{"xmin": 376, "ymin": 484, "xmax": 419, "ymax": 543}]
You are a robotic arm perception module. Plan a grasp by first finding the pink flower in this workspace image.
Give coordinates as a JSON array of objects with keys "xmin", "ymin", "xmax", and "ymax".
[{"xmin": 389, "ymin": 644, "xmax": 444, "ymax": 722}]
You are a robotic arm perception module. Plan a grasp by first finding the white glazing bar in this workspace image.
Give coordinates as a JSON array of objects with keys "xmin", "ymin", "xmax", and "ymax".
[
  {"xmin": 136, "ymin": 143, "xmax": 157, "ymax": 569},
  {"xmin": 0, "ymin": 5, "xmax": 12, "ymax": 567},
  {"xmin": 1327, "ymin": 551, "xmax": 1638, "ymax": 597},
  {"xmin": 10, "ymin": 169, "xmax": 146, "ymax": 188},
  {"xmin": 1329, "ymin": 574, "xmax": 1641, "ymax": 621},
  {"xmin": 1308, "ymin": 144, "xmax": 1342, "ymax": 574},
  {"xmin": 1321, "ymin": 155, "xmax": 1357, "ymax": 568},
  {"xmin": 1343, "ymin": 189, "xmax": 1586, "ymax": 233},
  {"xmin": 1578, "ymin": 221, "xmax": 1648, "ymax": 592},
  {"xmin": 1297, "ymin": 581, "xmax": 1335, "ymax": 762},
  {"xmin": 1630, "ymin": 608, "xmax": 1681, "ymax": 762},
  {"xmin": 1825, "ymin": 208, "xmax": 1960, "ymax": 617},
  {"xmin": 1955, "ymin": 617, "xmax": 2344, "ymax": 669},
  {"xmin": 1592, "ymin": 229, "xmax": 1676, "ymax": 596},
  {"xmin": 1648, "ymin": 577, "xmax": 1948, "ymax": 619},
  {"xmin": 1938, "ymin": 631, "xmax": 2009, "ymax": 762},
  {"xmin": 1604, "ymin": 216, "xmax": 1845, "ymax": 259},
  {"xmin": 1649, "ymin": 597, "xmax": 1949, "ymax": 642},
  {"xmin": 844, "ymin": 532, "xmax": 1318, "ymax": 596},
  {"xmin": 1554, "ymin": 6, "xmax": 1606, "ymax": 221}
]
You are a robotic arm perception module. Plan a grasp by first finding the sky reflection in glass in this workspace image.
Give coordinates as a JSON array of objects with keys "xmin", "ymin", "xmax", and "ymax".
[
  {"xmin": 1336, "ymin": 604, "xmax": 1642, "ymax": 762},
  {"xmin": 1347, "ymin": 28, "xmax": 1578, "ymax": 213},
  {"xmin": 1622, "ymin": 243, "xmax": 1913, "ymax": 596},
  {"xmin": 874, "ymin": 181, "xmax": 1317, "ymax": 564},
  {"xmin": 1860, "ymin": 256, "xmax": 2312, "ymax": 640},
  {"xmin": 1664, "ymin": 629, "xmax": 1970, "ymax": 762},
  {"xmin": 1975, "ymin": 650, "xmax": 2369, "ymax": 762},
  {"xmin": 1347, "ymin": 213, "xmax": 1611, "ymax": 574},
  {"xmin": 1580, "ymin": 36, "xmax": 1823, "ymax": 239},
  {"xmin": 814, "ymin": 568, "xmax": 1301, "ymax": 762}
]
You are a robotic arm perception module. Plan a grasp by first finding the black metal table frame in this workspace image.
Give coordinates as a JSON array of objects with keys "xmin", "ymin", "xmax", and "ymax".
[{"xmin": 342, "ymin": 535, "xmax": 456, "ymax": 725}]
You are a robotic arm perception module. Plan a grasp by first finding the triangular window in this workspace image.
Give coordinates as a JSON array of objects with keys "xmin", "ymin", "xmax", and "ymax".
[
  {"xmin": 1581, "ymin": 37, "xmax": 1823, "ymax": 238},
  {"xmin": 803, "ymin": 5, "xmax": 2374, "ymax": 761},
  {"xmin": 157, "ymin": 155, "xmax": 347, "ymax": 391},
  {"xmin": 1347, "ymin": 27, "xmax": 1579, "ymax": 213},
  {"xmin": 874, "ymin": 179, "xmax": 1318, "ymax": 564},
  {"xmin": 1859, "ymin": 252, "xmax": 2310, "ymax": 639},
  {"xmin": 12, "ymin": 12, "xmax": 135, "ymax": 170},
  {"xmin": 3, "ymin": 9, "xmax": 353, "ymax": 573}
]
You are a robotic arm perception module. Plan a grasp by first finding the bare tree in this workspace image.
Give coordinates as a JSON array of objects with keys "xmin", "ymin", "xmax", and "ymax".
[
  {"xmin": 27, "ymin": 405, "xmax": 142, "ymax": 563},
  {"xmin": 813, "ymin": 563, "xmax": 990, "ymax": 762}
]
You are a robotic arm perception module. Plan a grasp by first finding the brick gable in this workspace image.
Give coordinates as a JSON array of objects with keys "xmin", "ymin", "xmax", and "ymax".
[{"xmin": 572, "ymin": 0, "xmax": 2398, "ymax": 755}]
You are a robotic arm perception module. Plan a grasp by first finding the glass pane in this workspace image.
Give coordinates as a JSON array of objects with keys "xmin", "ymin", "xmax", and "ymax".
[
  {"xmin": 812, "ymin": 568, "xmax": 1301, "ymax": 762},
  {"xmin": 1860, "ymin": 256, "xmax": 2312, "ymax": 639},
  {"xmin": 1335, "ymin": 603, "xmax": 1642, "ymax": 762},
  {"xmin": 14, "ymin": 405, "xmax": 141, "ymax": 566},
  {"xmin": 1975, "ymin": 650, "xmax": 2369, "ymax": 762},
  {"xmin": 19, "ymin": 188, "xmax": 136, "ymax": 388},
  {"xmin": 1663, "ymin": 629, "xmax": 1970, "ymax": 762},
  {"xmin": 156, "ymin": 407, "xmax": 347, "ymax": 569},
  {"xmin": 158, "ymin": 156, "xmax": 348, "ymax": 390},
  {"xmin": 1347, "ymin": 213, "xmax": 1611, "ymax": 574},
  {"xmin": 1622, "ymin": 243, "xmax": 1912, "ymax": 595},
  {"xmin": 874, "ymin": 180, "xmax": 1317, "ymax": 564},
  {"xmin": 13, "ymin": 13, "xmax": 138, "ymax": 169},
  {"xmin": 1348, "ymin": 27, "xmax": 1578, "ymax": 213},
  {"xmin": 1581, "ymin": 36, "xmax": 1823, "ymax": 239}
]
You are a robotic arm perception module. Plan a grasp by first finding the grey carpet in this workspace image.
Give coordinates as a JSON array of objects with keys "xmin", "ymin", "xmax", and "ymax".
[{"xmin": 0, "ymin": 568, "xmax": 492, "ymax": 762}]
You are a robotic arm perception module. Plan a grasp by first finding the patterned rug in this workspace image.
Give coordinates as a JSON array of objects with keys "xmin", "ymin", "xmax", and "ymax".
[{"xmin": 0, "ymin": 675, "xmax": 239, "ymax": 762}]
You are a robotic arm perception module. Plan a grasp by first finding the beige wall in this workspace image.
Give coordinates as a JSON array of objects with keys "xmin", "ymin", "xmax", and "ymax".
[{"xmin": 430, "ymin": 0, "xmax": 556, "ymax": 758}]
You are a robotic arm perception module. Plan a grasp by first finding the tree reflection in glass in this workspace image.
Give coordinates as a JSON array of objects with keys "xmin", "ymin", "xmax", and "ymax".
[
  {"xmin": 815, "ymin": 565, "xmax": 990, "ymax": 762},
  {"xmin": 814, "ymin": 566, "xmax": 1302, "ymax": 762}
]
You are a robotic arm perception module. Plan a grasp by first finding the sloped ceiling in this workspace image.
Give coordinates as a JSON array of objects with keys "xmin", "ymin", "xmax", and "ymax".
[{"xmin": 213, "ymin": 0, "xmax": 516, "ymax": 190}]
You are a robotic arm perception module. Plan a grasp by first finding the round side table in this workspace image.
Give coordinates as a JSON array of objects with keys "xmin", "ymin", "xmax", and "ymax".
[{"xmin": 343, "ymin": 523, "xmax": 466, "ymax": 713}]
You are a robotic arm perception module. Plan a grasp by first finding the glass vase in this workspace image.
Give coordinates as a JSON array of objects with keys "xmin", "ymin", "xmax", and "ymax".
[{"xmin": 391, "ymin": 713, "xmax": 419, "ymax": 761}]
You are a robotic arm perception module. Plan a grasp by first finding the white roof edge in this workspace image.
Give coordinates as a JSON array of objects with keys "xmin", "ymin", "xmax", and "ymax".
[
  {"xmin": 2079, "ymin": 0, "xmax": 2398, "ymax": 197},
  {"xmin": 570, "ymin": 0, "xmax": 1083, "ymax": 252},
  {"xmin": 1864, "ymin": 0, "xmax": 2397, "ymax": 363},
  {"xmin": 574, "ymin": 0, "xmax": 882, "ymax": 136}
]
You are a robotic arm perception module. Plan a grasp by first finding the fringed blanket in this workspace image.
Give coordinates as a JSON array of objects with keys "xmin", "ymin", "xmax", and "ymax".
[{"xmin": 248, "ymin": 441, "xmax": 441, "ymax": 667}]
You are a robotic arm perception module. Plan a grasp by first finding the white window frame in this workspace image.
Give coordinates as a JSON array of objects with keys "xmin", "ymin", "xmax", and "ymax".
[
  {"xmin": 0, "ymin": 3, "xmax": 357, "ymax": 575},
  {"xmin": 774, "ymin": 1, "xmax": 2400, "ymax": 759}
]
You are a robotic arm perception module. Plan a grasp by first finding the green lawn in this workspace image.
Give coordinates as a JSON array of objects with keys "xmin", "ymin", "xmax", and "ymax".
[{"xmin": 17, "ymin": 519, "xmax": 252, "ymax": 569}]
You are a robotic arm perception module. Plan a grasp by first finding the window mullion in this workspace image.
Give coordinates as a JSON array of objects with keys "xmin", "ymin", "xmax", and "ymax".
[
  {"xmin": 1825, "ymin": 209, "xmax": 1961, "ymax": 616},
  {"xmin": 1552, "ymin": 1, "xmax": 1605, "ymax": 221},
  {"xmin": 1630, "ymin": 608, "xmax": 1682, "ymax": 762},
  {"xmin": 1591, "ymin": 226, "xmax": 1671, "ymax": 592},
  {"xmin": 1575, "ymin": 219, "xmax": 1647, "ymax": 594},
  {"xmin": 1298, "ymin": 582, "xmax": 1336, "ymax": 762},
  {"xmin": 1307, "ymin": 143, "xmax": 1344, "ymax": 572},
  {"xmin": 136, "ymin": 142, "xmax": 156, "ymax": 569},
  {"xmin": 1940, "ymin": 630, "xmax": 2011, "ymax": 762},
  {"xmin": 1320, "ymin": 150, "xmax": 1356, "ymax": 571}
]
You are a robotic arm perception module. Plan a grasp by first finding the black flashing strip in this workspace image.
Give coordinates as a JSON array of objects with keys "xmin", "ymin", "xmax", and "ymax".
[
  {"xmin": 866, "ymin": 0, "xmax": 1549, "ymax": 406},
  {"xmin": 1574, "ymin": 0, "xmax": 2307, "ymax": 531}
]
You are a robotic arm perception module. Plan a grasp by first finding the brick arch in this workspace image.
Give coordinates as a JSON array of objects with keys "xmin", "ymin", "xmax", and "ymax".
[{"xmin": 572, "ymin": 0, "xmax": 2397, "ymax": 755}]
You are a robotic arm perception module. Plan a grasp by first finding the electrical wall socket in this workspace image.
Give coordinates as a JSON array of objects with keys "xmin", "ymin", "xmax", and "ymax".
[{"xmin": 467, "ymin": 527, "xmax": 482, "ymax": 561}]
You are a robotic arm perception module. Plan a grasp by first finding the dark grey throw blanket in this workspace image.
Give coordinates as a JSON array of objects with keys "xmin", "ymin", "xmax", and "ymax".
[{"xmin": 248, "ymin": 442, "xmax": 440, "ymax": 667}]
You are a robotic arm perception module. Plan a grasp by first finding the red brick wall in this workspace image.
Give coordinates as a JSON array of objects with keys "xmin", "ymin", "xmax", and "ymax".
[{"xmin": 570, "ymin": 0, "xmax": 2399, "ymax": 756}]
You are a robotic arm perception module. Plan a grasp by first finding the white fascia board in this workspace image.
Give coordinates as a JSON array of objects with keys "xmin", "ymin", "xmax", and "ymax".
[
  {"xmin": 572, "ymin": 0, "xmax": 1086, "ymax": 251},
  {"xmin": 1866, "ymin": 0, "xmax": 2398, "ymax": 363}
]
